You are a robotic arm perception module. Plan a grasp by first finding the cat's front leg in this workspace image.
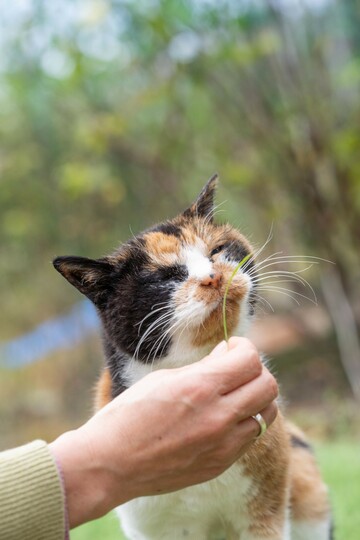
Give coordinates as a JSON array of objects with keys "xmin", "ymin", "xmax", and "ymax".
[
  {"xmin": 291, "ymin": 518, "xmax": 333, "ymax": 540},
  {"xmin": 120, "ymin": 522, "xmax": 210, "ymax": 540},
  {"xmin": 239, "ymin": 515, "xmax": 291, "ymax": 540}
]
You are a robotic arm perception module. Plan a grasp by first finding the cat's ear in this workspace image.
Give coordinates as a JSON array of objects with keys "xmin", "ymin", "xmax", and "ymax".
[
  {"xmin": 183, "ymin": 173, "xmax": 218, "ymax": 221},
  {"xmin": 53, "ymin": 255, "xmax": 114, "ymax": 305}
]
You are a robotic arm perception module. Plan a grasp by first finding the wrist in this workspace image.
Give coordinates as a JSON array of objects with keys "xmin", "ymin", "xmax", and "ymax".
[{"xmin": 49, "ymin": 428, "xmax": 111, "ymax": 528}]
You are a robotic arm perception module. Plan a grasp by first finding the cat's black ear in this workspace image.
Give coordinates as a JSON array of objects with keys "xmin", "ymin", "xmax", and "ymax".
[
  {"xmin": 53, "ymin": 255, "xmax": 114, "ymax": 305},
  {"xmin": 183, "ymin": 173, "xmax": 218, "ymax": 221}
]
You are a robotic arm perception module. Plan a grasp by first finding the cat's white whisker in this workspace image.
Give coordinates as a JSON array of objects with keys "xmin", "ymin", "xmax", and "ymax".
[
  {"xmin": 203, "ymin": 200, "xmax": 227, "ymax": 227},
  {"xmin": 251, "ymin": 292, "xmax": 275, "ymax": 312},
  {"xmin": 147, "ymin": 302, "xmax": 199, "ymax": 355},
  {"xmin": 147, "ymin": 309, "xmax": 196, "ymax": 365},
  {"xmin": 147, "ymin": 316, "xmax": 183, "ymax": 361},
  {"xmin": 239, "ymin": 226, "xmax": 274, "ymax": 274},
  {"xmin": 258, "ymin": 253, "xmax": 333, "ymax": 265},
  {"xmin": 136, "ymin": 304, "xmax": 172, "ymax": 334},
  {"xmin": 256, "ymin": 279, "xmax": 304, "ymax": 286},
  {"xmin": 258, "ymin": 287, "xmax": 301, "ymax": 306},
  {"xmin": 135, "ymin": 311, "xmax": 174, "ymax": 360},
  {"xmin": 247, "ymin": 253, "xmax": 332, "ymax": 280},
  {"xmin": 252, "ymin": 269, "xmax": 317, "ymax": 303},
  {"xmin": 247, "ymin": 260, "xmax": 317, "ymax": 279},
  {"xmin": 169, "ymin": 314, "xmax": 199, "ymax": 365},
  {"xmin": 257, "ymin": 285, "xmax": 318, "ymax": 305},
  {"xmin": 136, "ymin": 311, "xmax": 173, "ymax": 351}
]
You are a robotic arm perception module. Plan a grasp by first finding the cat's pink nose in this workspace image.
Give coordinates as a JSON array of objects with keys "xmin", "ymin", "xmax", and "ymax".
[{"xmin": 200, "ymin": 272, "xmax": 223, "ymax": 289}]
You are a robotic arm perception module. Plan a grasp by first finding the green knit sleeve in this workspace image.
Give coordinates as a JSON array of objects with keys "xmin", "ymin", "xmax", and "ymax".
[{"xmin": 0, "ymin": 440, "xmax": 65, "ymax": 540}]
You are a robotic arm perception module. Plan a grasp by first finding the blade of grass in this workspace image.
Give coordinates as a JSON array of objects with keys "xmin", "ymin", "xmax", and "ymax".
[{"xmin": 222, "ymin": 254, "xmax": 252, "ymax": 343}]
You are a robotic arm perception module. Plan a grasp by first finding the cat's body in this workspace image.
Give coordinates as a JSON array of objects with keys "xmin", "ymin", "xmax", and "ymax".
[{"xmin": 54, "ymin": 176, "xmax": 332, "ymax": 540}]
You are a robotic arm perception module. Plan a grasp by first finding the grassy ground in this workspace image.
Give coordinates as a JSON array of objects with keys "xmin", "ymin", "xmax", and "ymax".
[
  {"xmin": 71, "ymin": 439, "xmax": 360, "ymax": 540},
  {"xmin": 316, "ymin": 441, "xmax": 360, "ymax": 540}
]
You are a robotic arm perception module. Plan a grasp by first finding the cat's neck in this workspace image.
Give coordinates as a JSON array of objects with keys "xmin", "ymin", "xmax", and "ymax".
[
  {"xmin": 106, "ymin": 318, "xmax": 252, "ymax": 391},
  {"xmin": 121, "ymin": 333, "xmax": 212, "ymax": 388}
]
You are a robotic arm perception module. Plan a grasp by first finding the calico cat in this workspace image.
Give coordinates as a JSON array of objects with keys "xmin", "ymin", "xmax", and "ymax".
[{"xmin": 54, "ymin": 175, "xmax": 332, "ymax": 540}]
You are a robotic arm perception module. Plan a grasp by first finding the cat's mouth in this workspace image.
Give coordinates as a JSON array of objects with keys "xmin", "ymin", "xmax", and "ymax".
[
  {"xmin": 172, "ymin": 273, "xmax": 251, "ymax": 344},
  {"xmin": 197, "ymin": 273, "xmax": 250, "ymax": 305}
]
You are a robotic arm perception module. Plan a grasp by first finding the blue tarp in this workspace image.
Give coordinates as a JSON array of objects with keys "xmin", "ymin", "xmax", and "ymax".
[{"xmin": 0, "ymin": 301, "xmax": 100, "ymax": 369}]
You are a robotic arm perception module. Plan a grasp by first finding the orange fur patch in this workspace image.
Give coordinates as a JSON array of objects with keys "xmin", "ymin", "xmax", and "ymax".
[
  {"xmin": 288, "ymin": 423, "xmax": 330, "ymax": 522},
  {"xmin": 242, "ymin": 413, "xmax": 291, "ymax": 536},
  {"xmin": 145, "ymin": 232, "xmax": 181, "ymax": 266},
  {"xmin": 179, "ymin": 226, "xmax": 197, "ymax": 245},
  {"xmin": 191, "ymin": 276, "xmax": 248, "ymax": 348},
  {"xmin": 182, "ymin": 220, "xmax": 253, "ymax": 257},
  {"xmin": 94, "ymin": 368, "xmax": 112, "ymax": 411},
  {"xmin": 193, "ymin": 304, "xmax": 239, "ymax": 347}
]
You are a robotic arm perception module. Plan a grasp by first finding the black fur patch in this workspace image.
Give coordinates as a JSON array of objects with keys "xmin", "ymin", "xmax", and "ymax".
[
  {"xmin": 156, "ymin": 264, "xmax": 188, "ymax": 283},
  {"xmin": 224, "ymin": 241, "xmax": 251, "ymax": 266},
  {"xmin": 290, "ymin": 434, "xmax": 313, "ymax": 452},
  {"xmin": 101, "ymin": 261, "xmax": 176, "ymax": 363},
  {"xmin": 115, "ymin": 238, "xmax": 149, "ymax": 277},
  {"xmin": 223, "ymin": 241, "xmax": 257, "ymax": 315},
  {"xmin": 53, "ymin": 255, "xmax": 116, "ymax": 306},
  {"xmin": 151, "ymin": 221, "xmax": 182, "ymax": 238},
  {"xmin": 104, "ymin": 341, "xmax": 131, "ymax": 397}
]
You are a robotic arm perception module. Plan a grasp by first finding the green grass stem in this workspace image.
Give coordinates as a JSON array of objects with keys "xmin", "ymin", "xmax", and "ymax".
[{"xmin": 222, "ymin": 254, "xmax": 252, "ymax": 343}]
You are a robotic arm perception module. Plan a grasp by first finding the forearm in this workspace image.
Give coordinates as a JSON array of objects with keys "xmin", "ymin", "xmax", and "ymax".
[{"xmin": 49, "ymin": 429, "xmax": 115, "ymax": 528}]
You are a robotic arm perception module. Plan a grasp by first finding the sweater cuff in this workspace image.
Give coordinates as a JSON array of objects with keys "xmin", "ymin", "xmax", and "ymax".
[
  {"xmin": 52, "ymin": 453, "xmax": 70, "ymax": 540},
  {"xmin": 0, "ymin": 440, "xmax": 65, "ymax": 540}
]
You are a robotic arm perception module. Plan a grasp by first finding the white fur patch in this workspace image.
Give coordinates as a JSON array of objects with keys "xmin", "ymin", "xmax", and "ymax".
[
  {"xmin": 122, "ymin": 329, "xmax": 211, "ymax": 387},
  {"xmin": 231, "ymin": 272, "xmax": 252, "ymax": 336},
  {"xmin": 291, "ymin": 519, "xmax": 332, "ymax": 540},
  {"xmin": 183, "ymin": 243, "xmax": 213, "ymax": 280},
  {"xmin": 174, "ymin": 293, "xmax": 213, "ymax": 326},
  {"xmin": 117, "ymin": 463, "xmax": 256, "ymax": 540}
]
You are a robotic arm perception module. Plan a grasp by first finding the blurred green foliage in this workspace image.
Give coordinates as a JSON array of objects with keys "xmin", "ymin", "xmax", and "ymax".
[{"xmin": 1, "ymin": 1, "xmax": 360, "ymax": 328}]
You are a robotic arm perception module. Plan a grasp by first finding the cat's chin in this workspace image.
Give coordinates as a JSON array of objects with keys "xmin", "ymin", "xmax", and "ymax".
[{"xmin": 193, "ymin": 294, "xmax": 253, "ymax": 347}]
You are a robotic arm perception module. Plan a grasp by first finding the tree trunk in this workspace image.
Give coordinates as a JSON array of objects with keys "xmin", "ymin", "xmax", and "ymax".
[{"xmin": 320, "ymin": 265, "xmax": 360, "ymax": 401}]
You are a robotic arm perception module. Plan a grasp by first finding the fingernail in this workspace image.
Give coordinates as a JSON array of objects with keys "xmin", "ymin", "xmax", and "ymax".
[{"xmin": 209, "ymin": 340, "xmax": 228, "ymax": 356}]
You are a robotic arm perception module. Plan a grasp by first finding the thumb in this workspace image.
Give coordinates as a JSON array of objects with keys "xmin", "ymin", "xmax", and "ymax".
[
  {"xmin": 208, "ymin": 336, "xmax": 243, "ymax": 357},
  {"xmin": 208, "ymin": 340, "xmax": 228, "ymax": 357}
]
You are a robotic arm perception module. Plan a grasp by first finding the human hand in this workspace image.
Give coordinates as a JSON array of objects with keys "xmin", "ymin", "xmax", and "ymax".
[{"xmin": 50, "ymin": 337, "xmax": 278, "ymax": 528}]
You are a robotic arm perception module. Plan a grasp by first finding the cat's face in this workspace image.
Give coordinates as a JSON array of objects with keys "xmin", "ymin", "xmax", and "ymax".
[{"xmin": 54, "ymin": 176, "xmax": 257, "ymax": 363}]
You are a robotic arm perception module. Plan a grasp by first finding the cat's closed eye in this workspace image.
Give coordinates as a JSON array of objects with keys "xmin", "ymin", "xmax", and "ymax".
[
  {"xmin": 210, "ymin": 244, "xmax": 226, "ymax": 257},
  {"xmin": 159, "ymin": 265, "xmax": 188, "ymax": 283}
]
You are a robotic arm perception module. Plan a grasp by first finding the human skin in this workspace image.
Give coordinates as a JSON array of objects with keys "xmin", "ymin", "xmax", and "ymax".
[{"xmin": 49, "ymin": 337, "xmax": 278, "ymax": 529}]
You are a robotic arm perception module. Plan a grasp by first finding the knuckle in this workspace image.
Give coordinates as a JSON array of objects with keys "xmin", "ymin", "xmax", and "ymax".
[
  {"xmin": 200, "ymin": 410, "xmax": 227, "ymax": 440},
  {"xmin": 239, "ymin": 336, "xmax": 256, "ymax": 352},
  {"xmin": 247, "ymin": 348, "xmax": 262, "ymax": 377},
  {"xmin": 185, "ymin": 374, "xmax": 213, "ymax": 405},
  {"xmin": 268, "ymin": 402, "xmax": 279, "ymax": 424},
  {"xmin": 264, "ymin": 371, "xmax": 279, "ymax": 400},
  {"xmin": 228, "ymin": 335, "xmax": 243, "ymax": 348}
]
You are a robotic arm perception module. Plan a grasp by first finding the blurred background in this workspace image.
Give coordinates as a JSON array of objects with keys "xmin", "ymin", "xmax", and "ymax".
[{"xmin": 0, "ymin": 0, "xmax": 359, "ymax": 538}]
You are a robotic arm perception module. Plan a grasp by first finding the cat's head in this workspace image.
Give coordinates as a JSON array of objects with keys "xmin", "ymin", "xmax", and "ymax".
[{"xmin": 54, "ymin": 175, "xmax": 257, "ymax": 363}]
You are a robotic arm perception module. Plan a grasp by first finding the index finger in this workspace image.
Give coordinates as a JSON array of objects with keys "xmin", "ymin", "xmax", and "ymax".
[{"xmin": 198, "ymin": 338, "xmax": 263, "ymax": 394}]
